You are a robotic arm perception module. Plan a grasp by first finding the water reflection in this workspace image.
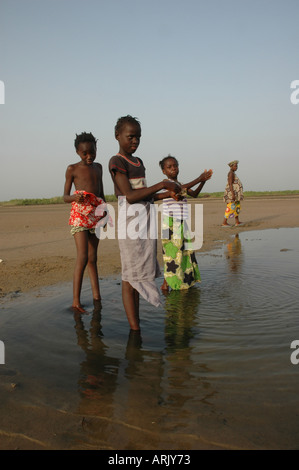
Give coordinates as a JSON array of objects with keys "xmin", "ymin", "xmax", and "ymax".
[
  {"xmin": 73, "ymin": 302, "xmax": 120, "ymax": 416},
  {"xmin": 1, "ymin": 229, "xmax": 299, "ymax": 449},
  {"xmin": 163, "ymin": 287, "xmax": 201, "ymax": 351},
  {"xmin": 161, "ymin": 287, "xmax": 216, "ymax": 425},
  {"xmin": 68, "ymin": 229, "xmax": 299, "ymax": 448},
  {"xmin": 71, "ymin": 286, "xmax": 216, "ymax": 446},
  {"xmin": 225, "ymin": 234, "xmax": 243, "ymax": 272}
]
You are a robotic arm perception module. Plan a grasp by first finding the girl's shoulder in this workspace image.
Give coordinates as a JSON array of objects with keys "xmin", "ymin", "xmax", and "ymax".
[
  {"xmin": 109, "ymin": 154, "xmax": 127, "ymax": 174},
  {"xmin": 110, "ymin": 153, "xmax": 144, "ymax": 167},
  {"xmin": 109, "ymin": 154, "xmax": 146, "ymax": 177}
]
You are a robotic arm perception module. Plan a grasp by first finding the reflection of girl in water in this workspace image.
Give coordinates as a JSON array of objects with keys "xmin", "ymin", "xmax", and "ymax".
[
  {"xmin": 163, "ymin": 288, "xmax": 213, "ymax": 415},
  {"xmin": 164, "ymin": 288, "xmax": 201, "ymax": 351},
  {"xmin": 226, "ymin": 234, "xmax": 243, "ymax": 272}
]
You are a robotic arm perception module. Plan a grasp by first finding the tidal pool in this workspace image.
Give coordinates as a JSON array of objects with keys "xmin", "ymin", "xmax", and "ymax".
[{"xmin": 0, "ymin": 228, "xmax": 298, "ymax": 449}]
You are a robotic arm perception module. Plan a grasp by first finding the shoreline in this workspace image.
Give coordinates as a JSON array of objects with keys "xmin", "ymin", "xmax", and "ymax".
[{"xmin": 1, "ymin": 196, "xmax": 299, "ymax": 299}]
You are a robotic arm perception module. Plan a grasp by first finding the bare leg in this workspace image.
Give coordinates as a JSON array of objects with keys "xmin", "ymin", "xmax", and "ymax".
[
  {"xmin": 122, "ymin": 280, "xmax": 140, "ymax": 330},
  {"xmin": 72, "ymin": 231, "xmax": 89, "ymax": 312},
  {"xmin": 235, "ymin": 216, "xmax": 243, "ymax": 225},
  {"xmin": 87, "ymin": 232, "xmax": 101, "ymax": 301}
]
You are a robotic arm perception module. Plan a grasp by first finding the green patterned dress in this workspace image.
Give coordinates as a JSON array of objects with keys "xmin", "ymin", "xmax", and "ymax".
[{"xmin": 161, "ymin": 203, "xmax": 201, "ymax": 290}]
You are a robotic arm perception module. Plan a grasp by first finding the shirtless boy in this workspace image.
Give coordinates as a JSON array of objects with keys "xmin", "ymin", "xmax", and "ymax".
[{"xmin": 64, "ymin": 132, "xmax": 106, "ymax": 313}]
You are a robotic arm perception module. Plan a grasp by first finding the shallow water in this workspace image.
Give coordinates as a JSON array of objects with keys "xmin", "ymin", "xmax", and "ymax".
[{"xmin": 0, "ymin": 228, "xmax": 299, "ymax": 449}]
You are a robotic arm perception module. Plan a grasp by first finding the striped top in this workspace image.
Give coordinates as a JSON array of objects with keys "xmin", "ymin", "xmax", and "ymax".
[{"xmin": 161, "ymin": 179, "xmax": 189, "ymax": 220}]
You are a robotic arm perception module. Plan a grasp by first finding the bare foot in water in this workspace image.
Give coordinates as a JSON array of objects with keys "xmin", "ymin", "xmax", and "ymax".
[
  {"xmin": 161, "ymin": 280, "xmax": 169, "ymax": 292},
  {"xmin": 71, "ymin": 304, "xmax": 89, "ymax": 314}
]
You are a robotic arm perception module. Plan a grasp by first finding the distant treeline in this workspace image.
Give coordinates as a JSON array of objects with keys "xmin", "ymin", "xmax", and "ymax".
[
  {"xmin": 0, "ymin": 195, "xmax": 117, "ymax": 206},
  {"xmin": 1, "ymin": 190, "xmax": 299, "ymax": 206}
]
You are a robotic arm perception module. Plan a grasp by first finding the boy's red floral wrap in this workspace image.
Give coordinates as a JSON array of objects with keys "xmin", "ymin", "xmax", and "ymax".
[{"xmin": 69, "ymin": 190, "xmax": 107, "ymax": 228}]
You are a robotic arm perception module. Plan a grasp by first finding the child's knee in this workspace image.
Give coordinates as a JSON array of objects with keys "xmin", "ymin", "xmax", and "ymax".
[
  {"xmin": 76, "ymin": 251, "xmax": 88, "ymax": 265},
  {"xmin": 87, "ymin": 254, "xmax": 97, "ymax": 265}
]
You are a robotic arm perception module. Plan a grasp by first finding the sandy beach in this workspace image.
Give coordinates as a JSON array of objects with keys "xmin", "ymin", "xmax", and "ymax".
[{"xmin": 1, "ymin": 196, "xmax": 299, "ymax": 298}]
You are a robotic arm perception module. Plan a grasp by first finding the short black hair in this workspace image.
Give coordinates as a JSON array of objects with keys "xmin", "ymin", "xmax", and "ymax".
[
  {"xmin": 74, "ymin": 132, "xmax": 98, "ymax": 150},
  {"xmin": 159, "ymin": 154, "xmax": 179, "ymax": 170},
  {"xmin": 114, "ymin": 115, "xmax": 141, "ymax": 136}
]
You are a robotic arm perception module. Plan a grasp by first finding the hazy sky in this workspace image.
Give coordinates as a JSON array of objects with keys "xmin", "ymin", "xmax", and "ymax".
[{"xmin": 1, "ymin": 0, "xmax": 299, "ymax": 201}]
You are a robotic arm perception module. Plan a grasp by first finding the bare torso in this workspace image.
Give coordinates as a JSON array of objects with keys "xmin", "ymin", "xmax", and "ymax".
[{"xmin": 68, "ymin": 162, "xmax": 104, "ymax": 197}]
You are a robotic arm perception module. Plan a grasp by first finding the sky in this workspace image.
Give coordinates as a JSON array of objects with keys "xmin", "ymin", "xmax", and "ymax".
[{"xmin": 1, "ymin": 0, "xmax": 299, "ymax": 201}]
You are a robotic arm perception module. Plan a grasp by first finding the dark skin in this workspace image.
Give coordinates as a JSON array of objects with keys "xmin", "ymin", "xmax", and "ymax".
[
  {"xmin": 64, "ymin": 141, "xmax": 106, "ymax": 313},
  {"xmin": 154, "ymin": 157, "xmax": 213, "ymax": 202},
  {"xmin": 114, "ymin": 123, "xmax": 181, "ymax": 204},
  {"xmin": 222, "ymin": 162, "xmax": 242, "ymax": 226},
  {"xmin": 113, "ymin": 122, "xmax": 180, "ymax": 331},
  {"xmin": 156, "ymin": 157, "xmax": 213, "ymax": 291},
  {"xmin": 64, "ymin": 141, "xmax": 105, "ymax": 202}
]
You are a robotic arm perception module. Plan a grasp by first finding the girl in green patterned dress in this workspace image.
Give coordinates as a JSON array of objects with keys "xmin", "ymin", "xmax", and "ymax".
[{"xmin": 156, "ymin": 156, "xmax": 213, "ymax": 292}]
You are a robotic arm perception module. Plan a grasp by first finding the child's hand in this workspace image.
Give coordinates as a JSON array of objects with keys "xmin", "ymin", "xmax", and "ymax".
[
  {"xmin": 201, "ymin": 169, "xmax": 213, "ymax": 181},
  {"xmin": 74, "ymin": 191, "xmax": 86, "ymax": 203},
  {"xmin": 169, "ymin": 191, "xmax": 183, "ymax": 201},
  {"xmin": 163, "ymin": 180, "xmax": 181, "ymax": 194}
]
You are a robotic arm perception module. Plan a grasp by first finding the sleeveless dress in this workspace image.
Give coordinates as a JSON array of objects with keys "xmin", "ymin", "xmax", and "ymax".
[
  {"xmin": 109, "ymin": 153, "xmax": 162, "ymax": 307},
  {"xmin": 223, "ymin": 173, "xmax": 244, "ymax": 220}
]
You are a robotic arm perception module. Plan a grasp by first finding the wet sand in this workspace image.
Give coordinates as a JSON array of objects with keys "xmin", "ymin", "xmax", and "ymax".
[{"xmin": 1, "ymin": 196, "xmax": 299, "ymax": 298}]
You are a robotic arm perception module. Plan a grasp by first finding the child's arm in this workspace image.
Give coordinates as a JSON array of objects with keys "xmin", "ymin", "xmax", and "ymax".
[
  {"xmin": 154, "ymin": 170, "xmax": 213, "ymax": 201},
  {"xmin": 228, "ymin": 170, "xmax": 235, "ymax": 200},
  {"xmin": 96, "ymin": 163, "xmax": 106, "ymax": 202},
  {"xmin": 153, "ymin": 182, "xmax": 183, "ymax": 201},
  {"xmin": 186, "ymin": 181, "xmax": 206, "ymax": 198},
  {"xmin": 63, "ymin": 165, "xmax": 84, "ymax": 203},
  {"xmin": 153, "ymin": 191, "xmax": 169, "ymax": 201},
  {"xmin": 113, "ymin": 172, "xmax": 181, "ymax": 204},
  {"xmin": 178, "ymin": 169, "xmax": 213, "ymax": 198},
  {"xmin": 181, "ymin": 169, "xmax": 213, "ymax": 191}
]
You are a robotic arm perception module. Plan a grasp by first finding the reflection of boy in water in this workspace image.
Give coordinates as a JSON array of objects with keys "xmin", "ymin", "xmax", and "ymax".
[{"xmin": 74, "ymin": 308, "xmax": 120, "ymax": 413}]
